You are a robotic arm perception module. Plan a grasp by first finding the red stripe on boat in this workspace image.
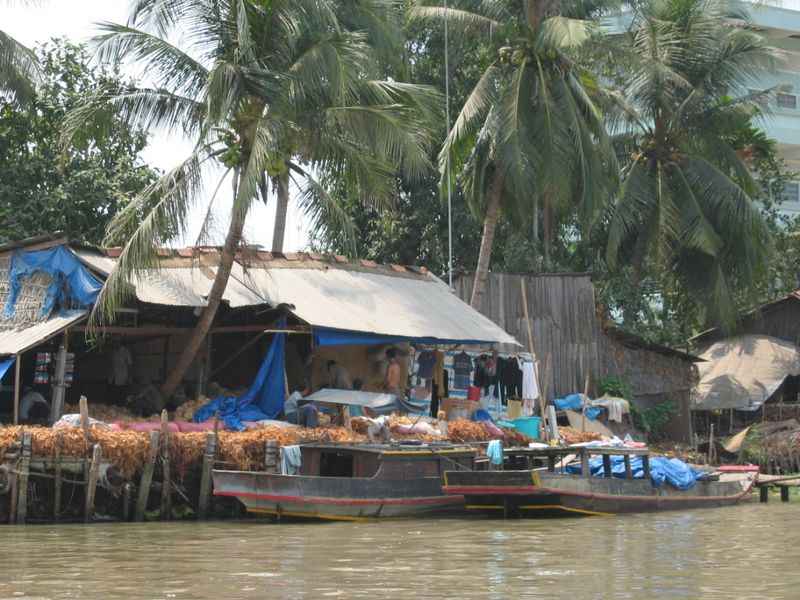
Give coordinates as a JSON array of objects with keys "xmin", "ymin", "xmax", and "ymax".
[{"xmin": 214, "ymin": 491, "xmax": 462, "ymax": 506}]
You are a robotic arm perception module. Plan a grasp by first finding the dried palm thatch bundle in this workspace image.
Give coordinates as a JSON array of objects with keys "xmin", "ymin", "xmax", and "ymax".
[{"xmin": 448, "ymin": 420, "xmax": 492, "ymax": 443}]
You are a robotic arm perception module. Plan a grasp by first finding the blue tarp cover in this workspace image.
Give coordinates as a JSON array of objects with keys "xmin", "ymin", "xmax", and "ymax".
[
  {"xmin": 3, "ymin": 246, "xmax": 102, "ymax": 319},
  {"xmin": 553, "ymin": 394, "xmax": 602, "ymax": 420},
  {"xmin": 566, "ymin": 454, "xmax": 706, "ymax": 490},
  {"xmin": 0, "ymin": 357, "xmax": 14, "ymax": 382},
  {"xmin": 312, "ymin": 327, "xmax": 500, "ymax": 347},
  {"xmin": 194, "ymin": 321, "xmax": 287, "ymax": 430}
]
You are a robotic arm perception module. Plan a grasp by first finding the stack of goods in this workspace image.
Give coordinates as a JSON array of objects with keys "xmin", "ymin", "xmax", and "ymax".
[
  {"xmin": 34, "ymin": 352, "xmax": 51, "ymax": 384},
  {"xmin": 558, "ymin": 427, "xmax": 603, "ymax": 445},
  {"xmin": 174, "ymin": 397, "xmax": 209, "ymax": 421},
  {"xmin": 64, "ymin": 352, "xmax": 75, "ymax": 387}
]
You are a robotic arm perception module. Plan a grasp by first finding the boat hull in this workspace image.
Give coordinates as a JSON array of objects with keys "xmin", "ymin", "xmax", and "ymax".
[
  {"xmin": 443, "ymin": 470, "xmax": 755, "ymax": 517},
  {"xmin": 213, "ymin": 470, "xmax": 463, "ymax": 521}
]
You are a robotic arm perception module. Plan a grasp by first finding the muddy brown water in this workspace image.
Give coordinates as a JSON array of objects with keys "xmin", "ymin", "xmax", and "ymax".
[{"xmin": 1, "ymin": 502, "xmax": 797, "ymax": 599}]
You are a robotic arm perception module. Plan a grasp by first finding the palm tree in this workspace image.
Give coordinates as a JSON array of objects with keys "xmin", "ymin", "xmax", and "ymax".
[
  {"xmin": 0, "ymin": 3, "xmax": 40, "ymax": 103},
  {"xmin": 605, "ymin": 0, "xmax": 775, "ymax": 326},
  {"xmin": 64, "ymin": 0, "xmax": 438, "ymax": 400},
  {"xmin": 411, "ymin": 0, "xmax": 617, "ymax": 307}
]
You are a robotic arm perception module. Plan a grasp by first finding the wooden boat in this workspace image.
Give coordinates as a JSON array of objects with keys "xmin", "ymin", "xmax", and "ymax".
[
  {"xmin": 213, "ymin": 443, "xmax": 476, "ymax": 521},
  {"xmin": 443, "ymin": 446, "xmax": 756, "ymax": 517}
]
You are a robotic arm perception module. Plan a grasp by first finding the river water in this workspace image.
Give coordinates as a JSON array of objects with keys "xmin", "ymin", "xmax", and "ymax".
[{"xmin": 1, "ymin": 502, "xmax": 797, "ymax": 600}]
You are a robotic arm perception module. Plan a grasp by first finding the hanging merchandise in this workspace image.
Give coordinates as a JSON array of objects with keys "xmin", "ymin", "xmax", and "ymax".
[
  {"xmin": 453, "ymin": 351, "xmax": 473, "ymax": 390},
  {"xmin": 521, "ymin": 358, "xmax": 539, "ymax": 416},
  {"xmin": 416, "ymin": 349, "xmax": 437, "ymax": 382}
]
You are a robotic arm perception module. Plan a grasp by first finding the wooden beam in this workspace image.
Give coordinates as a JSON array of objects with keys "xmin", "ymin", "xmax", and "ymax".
[
  {"xmin": 84, "ymin": 444, "xmax": 102, "ymax": 523},
  {"xmin": 197, "ymin": 432, "xmax": 217, "ymax": 520},
  {"xmin": 13, "ymin": 355, "xmax": 21, "ymax": 425},
  {"xmin": 15, "ymin": 432, "xmax": 31, "ymax": 524},
  {"xmin": 53, "ymin": 437, "xmax": 62, "ymax": 521}
]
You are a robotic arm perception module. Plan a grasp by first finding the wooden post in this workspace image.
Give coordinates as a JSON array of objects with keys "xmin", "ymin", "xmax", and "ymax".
[
  {"xmin": 123, "ymin": 482, "xmax": 133, "ymax": 521},
  {"xmin": 580, "ymin": 448, "xmax": 590, "ymax": 478},
  {"xmin": 12, "ymin": 354, "xmax": 21, "ymax": 425},
  {"xmin": 781, "ymin": 485, "xmax": 790, "ymax": 503},
  {"xmin": 15, "ymin": 431, "xmax": 31, "ymax": 524},
  {"xmin": 602, "ymin": 454, "xmax": 612, "ymax": 478},
  {"xmin": 581, "ymin": 373, "xmax": 590, "ymax": 433},
  {"xmin": 53, "ymin": 437, "xmax": 62, "ymax": 521},
  {"xmin": 84, "ymin": 443, "xmax": 102, "ymax": 523},
  {"xmin": 198, "ymin": 432, "xmax": 217, "ymax": 520},
  {"xmin": 642, "ymin": 454, "xmax": 651, "ymax": 480},
  {"xmin": 760, "ymin": 485, "xmax": 769, "ymax": 503},
  {"xmin": 547, "ymin": 454, "xmax": 556, "ymax": 473},
  {"xmin": 708, "ymin": 423, "xmax": 715, "ymax": 465},
  {"xmin": 265, "ymin": 440, "xmax": 279, "ymax": 474},
  {"xmin": 624, "ymin": 454, "xmax": 633, "ymax": 479},
  {"xmin": 160, "ymin": 410, "xmax": 171, "ymax": 521},
  {"xmin": 79, "ymin": 395, "xmax": 90, "ymax": 443},
  {"xmin": 50, "ymin": 344, "xmax": 67, "ymax": 423},
  {"xmin": 135, "ymin": 430, "xmax": 160, "ymax": 522}
]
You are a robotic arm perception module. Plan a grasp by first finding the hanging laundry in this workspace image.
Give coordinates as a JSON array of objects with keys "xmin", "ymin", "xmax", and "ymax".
[{"xmin": 452, "ymin": 351, "xmax": 473, "ymax": 390}]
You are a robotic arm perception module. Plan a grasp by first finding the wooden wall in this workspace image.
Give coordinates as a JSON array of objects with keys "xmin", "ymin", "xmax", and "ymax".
[{"xmin": 455, "ymin": 273, "xmax": 696, "ymax": 441}]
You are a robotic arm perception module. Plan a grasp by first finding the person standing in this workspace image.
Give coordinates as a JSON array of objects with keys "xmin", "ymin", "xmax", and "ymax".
[{"xmin": 383, "ymin": 348, "xmax": 402, "ymax": 397}]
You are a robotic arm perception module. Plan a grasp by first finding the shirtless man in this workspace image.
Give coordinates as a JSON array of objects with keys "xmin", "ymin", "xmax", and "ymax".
[{"xmin": 383, "ymin": 348, "xmax": 402, "ymax": 397}]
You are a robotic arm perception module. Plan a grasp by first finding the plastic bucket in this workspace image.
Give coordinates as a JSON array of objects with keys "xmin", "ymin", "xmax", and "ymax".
[{"xmin": 512, "ymin": 416, "xmax": 542, "ymax": 440}]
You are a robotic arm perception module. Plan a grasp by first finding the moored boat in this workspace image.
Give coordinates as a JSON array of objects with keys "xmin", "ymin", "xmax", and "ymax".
[
  {"xmin": 443, "ymin": 446, "xmax": 756, "ymax": 517},
  {"xmin": 213, "ymin": 442, "xmax": 476, "ymax": 521}
]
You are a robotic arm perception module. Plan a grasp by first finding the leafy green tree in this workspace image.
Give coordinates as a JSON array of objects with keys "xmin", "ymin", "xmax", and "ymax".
[
  {"xmin": 0, "ymin": 39, "xmax": 157, "ymax": 244},
  {"xmin": 605, "ymin": 0, "xmax": 775, "ymax": 327},
  {"xmin": 412, "ymin": 0, "xmax": 617, "ymax": 306},
  {"xmin": 66, "ymin": 0, "xmax": 438, "ymax": 399}
]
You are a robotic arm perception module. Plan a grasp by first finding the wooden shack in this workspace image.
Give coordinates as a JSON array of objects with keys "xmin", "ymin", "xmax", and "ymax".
[{"xmin": 455, "ymin": 273, "xmax": 699, "ymax": 442}]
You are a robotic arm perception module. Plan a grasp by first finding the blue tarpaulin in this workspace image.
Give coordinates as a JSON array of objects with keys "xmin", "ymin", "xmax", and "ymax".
[
  {"xmin": 194, "ymin": 320, "xmax": 287, "ymax": 430},
  {"xmin": 0, "ymin": 357, "xmax": 14, "ymax": 382},
  {"xmin": 553, "ymin": 394, "xmax": 602, "ymax": 420},
  {"xmin": 566, "ymin": 454, "xmax": 706, "ymax": 490},
  {"xmin": 3, "ymin": 246, "xmax": 102, "ymax": 319},
  {"xmin": 312, "ymin": 327, "xmax": 501, "ymax": 347}
]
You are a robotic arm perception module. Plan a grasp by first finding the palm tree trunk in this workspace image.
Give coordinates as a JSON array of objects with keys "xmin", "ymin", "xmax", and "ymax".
[
  {"xmin": 543, "ymin": 200, "xmax": 553, "ymax": 271},
  {"xmin": 160, "ymin": 169, "xmax": 246, "ymax": 400},
  {"xmin": 272, "ymin": 172, "xmax": 289, "ymax": 253},
  {"xmin": 470, "ymin": 169, "xmax": 505, "ymax": 308}
]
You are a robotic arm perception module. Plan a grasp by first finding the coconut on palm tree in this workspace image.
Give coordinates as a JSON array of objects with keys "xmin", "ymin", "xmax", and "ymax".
[
  {"xmin": 64, "ymin": 0, "xmax": 439, "ymax": 399},
  {"xmin": 605, "ymin": 0, "xmax": 775, "ymax": 326},
  {"xmin": 411, "ymin": 0, "xmax": 617, "ymax": 307}
]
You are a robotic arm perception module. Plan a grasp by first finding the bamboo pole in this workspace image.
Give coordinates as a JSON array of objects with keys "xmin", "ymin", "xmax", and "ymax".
[
  {"xmin": 84, "ymin": 444, "xmax": 102, "ymax": 523},
  {"xmin": 520, "ymin": 278, "xmax": 548, "ymax": 438},
  {"xmin": 79, "ymin": 395, "xmax": 90, "ymax": 443},
  {"xmin": 160, "ymin": 410, "xmax": 171, "ymax": 521},
  {"xmin": 581, "ymin": 373, "xmax": 590, "ymax": 433},
  {"xmin": 123, "ymin": 482, "xmax": 133, "ymax": 522},
  {"xmin": 135, "ymin": 430, "xmax": 160, "ymax": 522}
]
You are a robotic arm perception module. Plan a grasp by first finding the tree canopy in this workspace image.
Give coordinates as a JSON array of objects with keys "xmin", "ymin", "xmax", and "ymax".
[{"xmin": 0, "ymin": 39, "xmax": 158, "ymax": 245}]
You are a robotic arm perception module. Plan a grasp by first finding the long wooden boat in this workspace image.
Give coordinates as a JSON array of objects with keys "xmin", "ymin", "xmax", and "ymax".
[
  {"xmin": 213, "ymin": 443, "xmax": 476, "ymax": 521},
  {"xmin": 443, "ymin": 446, "xmax": 756, "ymax": 517}
]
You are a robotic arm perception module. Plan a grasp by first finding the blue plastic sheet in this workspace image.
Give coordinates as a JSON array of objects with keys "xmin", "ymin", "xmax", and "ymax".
[
  {"xmin": 566, "ymin": 454, "xmax": 705, "ymax": 490},
  {"xmin": 553, "ymin": 394, "xmax": 584, "ymax": 412},
  {"xmin": 0, "ymin": 357, "xmax": 14, "ymax": 382},
  {"xmin": 312, "ymin": 327, "xmax": 502, "ymax": 347},
  {"xmin": 3, "ymin": 246, "xmax": 102, "ymax": 319},
  {"xmin": 194, "ymin": 321, "xmax": 287, "ymax": 430}
]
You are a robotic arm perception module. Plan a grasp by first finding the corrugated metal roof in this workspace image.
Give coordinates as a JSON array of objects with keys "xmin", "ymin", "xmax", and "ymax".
[
  {"xmin": 74, "ymin": 247, "xmax": 518, "ymax": 345},
  {"xmin": 0, "ymin": 310, "xmax": 87, "ymax": 355},
  {"xmin": 235, "ymin": 267, "xmax": 519, "ymax": 345},
  {"xmin": 75, "ymin": 250, "xmax": 265, "ymax": 308}
]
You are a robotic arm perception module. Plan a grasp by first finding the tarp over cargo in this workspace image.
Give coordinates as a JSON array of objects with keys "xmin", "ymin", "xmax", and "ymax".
[{"xmin": 693, "ymin": 335, "xmax": 800, "ymax": 411}]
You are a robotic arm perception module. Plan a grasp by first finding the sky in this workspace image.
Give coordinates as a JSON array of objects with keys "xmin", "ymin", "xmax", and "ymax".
[{"xmin": 3, "ymin": 0, "xmax": 311, "ymax": 251}]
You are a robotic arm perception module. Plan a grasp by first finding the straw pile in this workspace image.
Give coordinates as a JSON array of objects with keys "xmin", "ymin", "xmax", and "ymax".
[
  {"xmin": 448, "ymin": 420, "xmax": 492, "ymax": 443},
  {"xmin": 174, "ymin": 397, "xmax": 209, "ymax": 421},
  {"xmin": 63, "ymin": 402, "xmax": 138, "ymax": 423},
  {"xmin": 559, "ymin": 427, "xmax": 603, "ymax": 445}
]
